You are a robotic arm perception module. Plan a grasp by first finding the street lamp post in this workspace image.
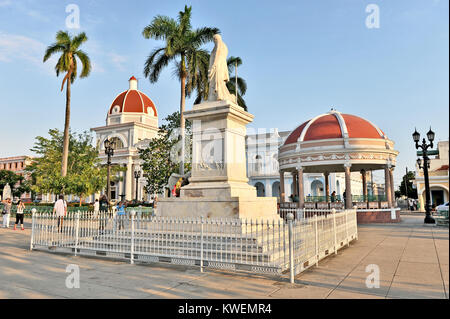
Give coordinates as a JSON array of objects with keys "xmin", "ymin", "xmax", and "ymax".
[
  {"xmin": 412, "ymin": 128, "xmax": 435, "ymax": 224},
  {"xmin": 134, "ymin": 169, "xmax": 141, "ymax": 202},
  {"xmin": 104, "ymin": 138, "xmax": 115, "ymax": 209}
]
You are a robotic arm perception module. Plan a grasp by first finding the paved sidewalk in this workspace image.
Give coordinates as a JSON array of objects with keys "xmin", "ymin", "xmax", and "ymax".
[{"xmin": 0, "ymin": 215, "xmax": 448, "ymax": 299}]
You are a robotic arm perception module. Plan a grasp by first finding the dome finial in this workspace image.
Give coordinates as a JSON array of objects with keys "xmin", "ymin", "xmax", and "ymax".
[{"xmin": 129, "ymin": 76, "xmax": 138, "ymax": 90}]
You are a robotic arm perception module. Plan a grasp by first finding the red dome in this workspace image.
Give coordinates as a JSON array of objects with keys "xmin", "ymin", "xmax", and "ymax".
[
  {"xmin": 108, "ymin": 77, "xmax": 157, "ymax": 116},
  {"xmin": 284, "ymin": 111, "xmax": 385, "ymax": 145}
]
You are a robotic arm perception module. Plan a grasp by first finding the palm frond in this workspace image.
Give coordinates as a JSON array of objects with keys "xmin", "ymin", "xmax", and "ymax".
[
  {"xmin": 190, "ymin": 27, "xmax": 220, "ymax": 47},
  {"xmin": 178, "ymin": 5, "xmax": 192, "ymax": 35},
  {"xmin": 71, "ymin": 32, "xmax": 88, "ymax": 51},
  {"xmin": 142, "ymin": 16, "xmax": 177, "ymax": 40},
  {"xmin": 75, "ymin": 49, "xmax": 91, "ymax": 78},
  {"xmin": 148, "ymin": 51, "xmax": 174, "ymax": 83},
  {"xmin": 43, "ymin": 44, "xmax": 65, "ymax": 62},
  {"xmin": 55, "ymin": 31, "xmax": 70, "ymax": 45}
]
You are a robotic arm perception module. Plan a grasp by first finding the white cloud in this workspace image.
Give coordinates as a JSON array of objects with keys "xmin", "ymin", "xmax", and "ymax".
[
  {"xmin": 0, "ymin": 32, "xmax": 105, "ymax": 76},
  {"xmin": 108, "ymin": 52, "xmax": 128, "ymax": 71},
  {"xmin": 0, "ymin": 0, "xmax": 11, "ymax": 7},
  {"xmin": 0, "ymin": 32, "xmax": 45, "ymax": 65}
]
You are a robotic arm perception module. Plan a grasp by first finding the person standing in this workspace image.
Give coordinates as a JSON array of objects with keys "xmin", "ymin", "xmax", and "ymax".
[
  {"xmin": 116, "ymin": 201, "xmax": 126, "ymax": 230},
  {"xmin": 53, "ymin": 195, "xmax": 67, "ymax": 232},
  {"xmin": 331, "ymin": 191, "xmax": 337, "ymax": 203},
  {"xmin": 14, "ymin": 200, "xmax": 25, "ymax": 230},
  {"xmin": 1, "ymin": 198, "xmax": 12, "ymax": 228}
]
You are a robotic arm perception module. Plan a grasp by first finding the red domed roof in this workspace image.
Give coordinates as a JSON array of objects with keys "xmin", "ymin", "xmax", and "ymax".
[
  {"xmin": 284, "ymin": 111, "xmax": 386, "ymax": 145},
  {"xmin": 108, "ymin": 77, "xmax": 157, "ymax": 116}
]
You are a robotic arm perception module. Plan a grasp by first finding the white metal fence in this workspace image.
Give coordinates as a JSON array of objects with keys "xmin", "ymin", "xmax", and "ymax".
[{"xmin": 30, "ymin": 208, "xmax": 357, "ymax": 282}]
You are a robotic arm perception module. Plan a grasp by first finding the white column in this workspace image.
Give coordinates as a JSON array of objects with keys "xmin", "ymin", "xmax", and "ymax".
[
  {"xmin": 384, "ymin": 165, "xmax": 393, "ymax": 207},
  {"xmin": 125, "ymin": 162, "xmax": 133, "ymax": 201}
]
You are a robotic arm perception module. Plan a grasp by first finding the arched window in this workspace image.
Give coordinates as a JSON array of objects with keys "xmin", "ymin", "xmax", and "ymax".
[
  {"xmin": 272, "ymin": 181, "xmax": 280, "ymax": 197},
  {"xmin": 255, "ymin": 182, "xmax": 265, "ymax": 197},
  {"xmin": 311, "ymin": 180, "xmax": 324, "ymax": 197},
  {"xmin": 109, "ymin": 137, "xmax": 124, "ymax": 149}
]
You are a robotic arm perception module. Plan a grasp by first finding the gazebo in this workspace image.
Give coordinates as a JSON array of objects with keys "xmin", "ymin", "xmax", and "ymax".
[{"xmin": 278, "ymin": 110, "xmax": 400, "ymax": 223}]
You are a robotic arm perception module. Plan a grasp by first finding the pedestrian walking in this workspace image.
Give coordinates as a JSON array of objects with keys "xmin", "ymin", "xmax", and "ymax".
[
  {"xmin": 53, "ymin": 195, "xmax": 67, "ymax": 232},
  {"xmin": 14, "ymin": 199, "xmax": 25, "ymax": 230},
  {"xmin": 1, "ymin": 198, "xmax": 12, "ymax": 228}
]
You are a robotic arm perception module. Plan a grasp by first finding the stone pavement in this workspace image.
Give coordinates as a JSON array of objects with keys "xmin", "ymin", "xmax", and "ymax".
[{"xmin": 0, "ymin": 215, "xmax": 448, "ymax": 299}]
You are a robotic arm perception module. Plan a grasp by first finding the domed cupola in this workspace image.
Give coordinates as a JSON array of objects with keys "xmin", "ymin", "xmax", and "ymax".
[{"xmin": 107, "ymin": 76, "xmax": 158, "ymax": 126}]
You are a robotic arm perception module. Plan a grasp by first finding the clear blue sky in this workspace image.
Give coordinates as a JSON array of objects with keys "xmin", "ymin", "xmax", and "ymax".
[{"xmin": 0, "ymin": 0, "xmax": 448, "ymax": 186}]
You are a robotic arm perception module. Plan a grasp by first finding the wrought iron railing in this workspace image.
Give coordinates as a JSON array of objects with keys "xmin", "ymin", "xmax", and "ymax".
[{"xmin": 30, "ymin": 208, "xmax": 358, "ymax": 281}]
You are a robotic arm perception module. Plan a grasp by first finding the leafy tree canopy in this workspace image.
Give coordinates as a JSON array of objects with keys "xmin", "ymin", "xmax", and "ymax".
[
  {"xmin": 139, "ymin": 112, "xmax": 192, "ymax": 195},
  {"xmin": 398, "ymin": 170, "xmax": 418, "ymax": 199},
  {"xmin": 26, "ymin": 129, "xmax": 123, "ymax": 204}
]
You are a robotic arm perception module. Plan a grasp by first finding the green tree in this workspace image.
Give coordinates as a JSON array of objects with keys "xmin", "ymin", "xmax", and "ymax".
[
  {"xmin": 27, "ymin": 129, "xmax": 122, "ymax": 205},
  {"xmin": 0, "ymin": 170, "xmax": 30, "ymax": 199},
  {"xmin": 142, "ymin": 5, "xmax": 218, "ymax": 175},
  {"xmin": 43, "ymin": 31, "xmax": 91, "ymax": 179},
  {"xmin": 398, "ymin": 170, "xmax": 418, "ymax": 199},
  {"xmin": 139, "ymin": 112, "xmax": 192, "ymax": 195}
]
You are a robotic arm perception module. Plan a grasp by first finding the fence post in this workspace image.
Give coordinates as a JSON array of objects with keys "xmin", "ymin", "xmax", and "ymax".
[
  {"xmin": 130, "ymin": 210, "xmax": 136, "ymax": 264},
  {"xmin": 344, "ymin": 209, "xmax": 349, "ymax": 247},
  {"xmin": 74, "ymin": 211, "xmax": 80, "ymax": 256},
  {"xmin": 200, "ymin": 216, "xmax": 204, "ymax": 273},
  {"xmin": 314, "ymin": 213, "xmax": 319, "ymax": 267},
  {"xmin": 287, "ymin": 212, "xmax": 295, "ymax": 284},
  {"xmin": 332, "ymin": 208, "xmax": 338, "ymax": 254},
  {"xmin": 353, "ymin": 206, "xmax": 358, "ymax": 240},
  {"xmin": 30, "ymin": 208, "xmax": 37, "ymax": 251}
]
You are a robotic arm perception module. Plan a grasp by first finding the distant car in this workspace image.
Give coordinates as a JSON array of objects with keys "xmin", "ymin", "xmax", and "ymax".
[{"xmin": 436, "ymin": 202, "xmax": 449, "ymax": 212}]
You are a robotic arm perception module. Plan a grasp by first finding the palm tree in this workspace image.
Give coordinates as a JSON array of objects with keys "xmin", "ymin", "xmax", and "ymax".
[
  {"xmin": 43, "ymin": 31, "xmax": 91, "ymax": 178},
  {"xmin": 226, "ymin": 56, "xmax": 247, "ymax": 111},
  {"xmin": 142, "ymin": 5, "xmax": 219, "ymax": 175},
  {"xmin": 191, "ymin": 55, "xmax": 248, "ymax": 111}
]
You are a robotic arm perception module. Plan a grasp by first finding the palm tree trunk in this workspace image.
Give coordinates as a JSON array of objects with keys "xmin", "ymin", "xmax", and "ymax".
[
  {"xmin": 180, "ymin": 56, "xmax": 186, "ymax": 176},
  {"xmin": 61, "ymin": 77, "xmax": 71, "ymax": 178}
]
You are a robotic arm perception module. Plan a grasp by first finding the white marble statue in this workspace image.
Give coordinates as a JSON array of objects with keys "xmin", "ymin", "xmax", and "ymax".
[
  {"xmin": 2, "ymin": 183, "xmax": 11, "ymax": 200},
  {"xmin": 207, "ymin": 34, "xmax": 236, "ymax": 102}
]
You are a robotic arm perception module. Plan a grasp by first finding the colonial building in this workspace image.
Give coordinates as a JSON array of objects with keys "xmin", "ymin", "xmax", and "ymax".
[
  {"xmin": 246, "ymin": 128, "xmax": 383, "ymax": 202},
  {"xmin": 91, "ymin": 76, "xmax": 159, "ymax": 202},
  {"xmin": 414, "ymin": 140, "xmax": 449, "ymax": 210},
  {"xmin": 0, "ymin": 156, "xmax": 33, "ymax": 200}
]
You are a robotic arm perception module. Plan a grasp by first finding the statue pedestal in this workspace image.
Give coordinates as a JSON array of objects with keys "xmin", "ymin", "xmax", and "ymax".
[{"xmin": 157, "ymin": 100, "xmax": 279, "ymax": 221}]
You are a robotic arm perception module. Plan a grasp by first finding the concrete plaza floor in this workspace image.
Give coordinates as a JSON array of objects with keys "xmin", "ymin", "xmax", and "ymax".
[{"xmin": 0, "ymin": 215, "xmax": 448, "ymax": 299}]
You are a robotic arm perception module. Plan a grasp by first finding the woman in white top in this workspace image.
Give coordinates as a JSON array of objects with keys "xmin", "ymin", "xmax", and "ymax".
[{"xmin": 14, "ymin": 200, "xmax": 25, "ymax": 230}]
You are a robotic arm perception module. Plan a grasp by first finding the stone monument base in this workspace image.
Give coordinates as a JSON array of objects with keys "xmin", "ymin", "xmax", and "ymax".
[{"xmin": 157, "ymin": 193, "xmax": 279, "ymax": 221}]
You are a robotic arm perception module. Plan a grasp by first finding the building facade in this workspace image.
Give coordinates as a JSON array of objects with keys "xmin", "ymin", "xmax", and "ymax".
[
  {"xmin": 91, "ymin": 76, "xmax": 159, "ymax": 202},
  {"xmin": 245, "ymin": 128, "xmax": 381, "ymax": 202},
  {"xmin": 414, "ymin": 140, "xmax": 449, "ymax": 210},
  {"xmin": 0, "ymin": 156, "xmax": 33, "ymax": 200}
]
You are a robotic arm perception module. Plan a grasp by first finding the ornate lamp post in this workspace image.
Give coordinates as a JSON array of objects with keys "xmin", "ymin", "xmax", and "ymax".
[
  {"xmin": 134, "ymin": 168, "xmax": 141, "ymax": 202},
  {"xmin": 412, "ymin": 128, "xmax": 435, "ymax": 224},
  {"xmin": 104, "ymin": 138, "xmax": 115, "ymax": 209}
]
